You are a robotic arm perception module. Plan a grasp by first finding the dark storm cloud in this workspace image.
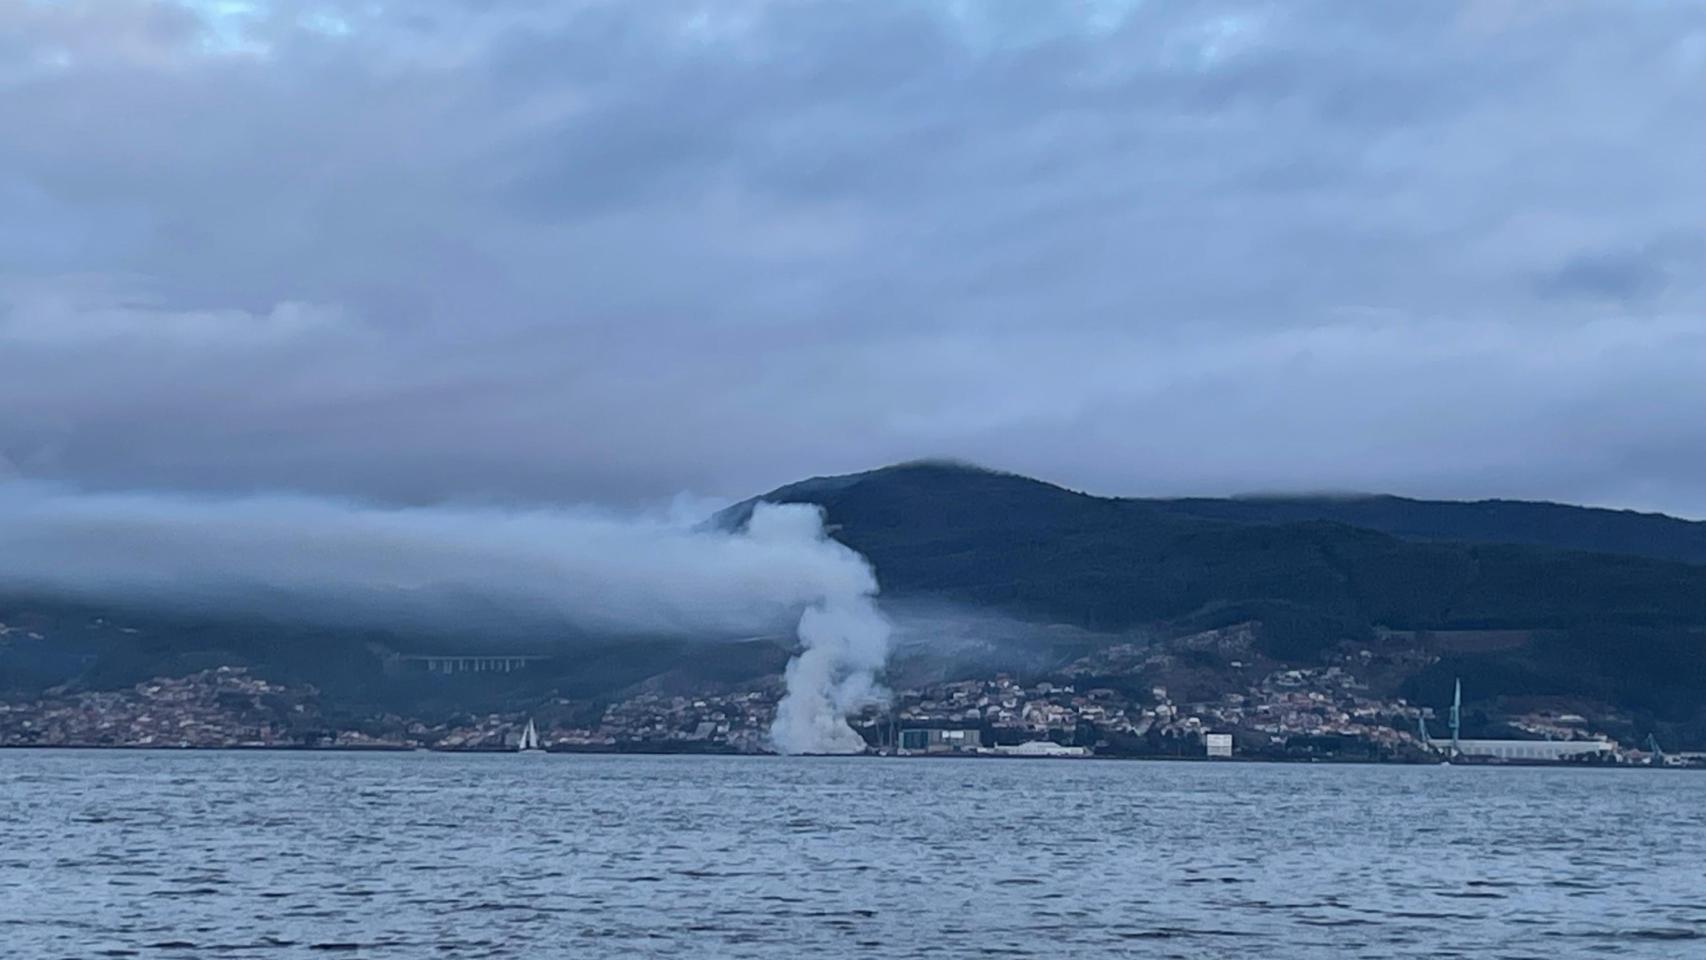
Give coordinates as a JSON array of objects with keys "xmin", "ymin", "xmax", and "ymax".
[
  {"xmin": 1537, "ymin": 233, "xmax": 1705, "ymax": 304},
  {"xmin": 4, "ymin": 1, "xmax": 1706, "ymax": 513}
]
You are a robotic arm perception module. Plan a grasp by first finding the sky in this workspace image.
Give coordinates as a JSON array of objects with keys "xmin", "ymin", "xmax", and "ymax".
[{"xmin": 5, "ymin": 0, "xmax": 1706, "ymax": 515}]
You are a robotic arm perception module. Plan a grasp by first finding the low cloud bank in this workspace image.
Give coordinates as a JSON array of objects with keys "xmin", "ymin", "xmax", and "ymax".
[{"xmin": 0, "ymin": 484, "xmax": 891, "ymax": 752}]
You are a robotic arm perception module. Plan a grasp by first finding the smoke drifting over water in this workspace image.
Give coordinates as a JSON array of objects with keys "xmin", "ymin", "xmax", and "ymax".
[{"xmin": 0, "ymin": 484, "xmax": 890, "ymax": 754}]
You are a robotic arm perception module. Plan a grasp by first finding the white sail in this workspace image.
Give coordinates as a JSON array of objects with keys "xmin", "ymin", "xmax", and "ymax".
[{"xmin": 518, "ymin": 718, "xmax": 540, "ymax": 751}]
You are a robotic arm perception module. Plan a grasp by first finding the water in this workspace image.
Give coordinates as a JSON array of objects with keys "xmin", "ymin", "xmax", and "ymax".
[{"xmin": 3, "ymin": 752, "xmax": 1704, "ymax": 959}]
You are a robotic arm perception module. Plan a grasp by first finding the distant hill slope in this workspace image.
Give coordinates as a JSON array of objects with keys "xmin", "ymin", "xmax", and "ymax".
[
  {"xmin": 723, "ymin": 461, "xmax": 1706, "ymax": 636},
  {"xmin": 0, "ymin": 592, "xmax": 792, "ymax": 718},
  {"xmin": 1150, "ymin": 494, "xmax": 1706, "ymax": 566},
  {"xmin": 9, "ymin": 461, "xmax": 1706, "ymax": 737},
  {"xmin": 721, "ymin": 462, "xmax": 1706, "ymax": 732}
]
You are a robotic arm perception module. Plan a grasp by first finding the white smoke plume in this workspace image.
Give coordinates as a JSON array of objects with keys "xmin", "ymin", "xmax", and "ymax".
[
  {"xmin": 742, "ymin": 503, "xmax": 893, "ymax": 754},
  {"xmin": 770, "ymin": 597, "xmax": 892, "ymax": 755},
  {"xmin": 0, "ymin": 483, "xmax": 890, "ymax": 753}
]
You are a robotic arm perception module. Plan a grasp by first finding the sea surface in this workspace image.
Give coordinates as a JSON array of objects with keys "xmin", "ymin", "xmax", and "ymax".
[{"xmin": 2, "ymin": 752, "xmax": 1704, "ymax": 959}]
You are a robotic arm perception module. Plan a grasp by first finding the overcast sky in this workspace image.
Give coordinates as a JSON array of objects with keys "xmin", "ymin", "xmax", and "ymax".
[{"xmin": 4, "ymin": 1, "xmax": 1706, "ymax": 515}]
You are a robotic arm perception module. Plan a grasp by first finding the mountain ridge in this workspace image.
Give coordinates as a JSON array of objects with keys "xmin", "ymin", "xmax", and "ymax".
[
  {"xmin": 8, "ymin": 461, "xmax": 1706, "ymax": 743},
  {"xmin": 719, "ymin": 461, "xmax": 1706, "ymax": 739},
  {"xmin": 730, "ymin": 461, "xmax": 1706, "ymax": 566}
]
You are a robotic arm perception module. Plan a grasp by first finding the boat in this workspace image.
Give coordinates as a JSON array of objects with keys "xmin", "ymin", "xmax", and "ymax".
[{"xmin": 517, "ymin": 718, "xmax": 543, "ymax": 753}]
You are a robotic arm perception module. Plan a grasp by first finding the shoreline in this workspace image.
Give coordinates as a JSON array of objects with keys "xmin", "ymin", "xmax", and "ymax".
[{"xmin": 1, "ymin": 742, "xmax": 1691, "ymax": 769}]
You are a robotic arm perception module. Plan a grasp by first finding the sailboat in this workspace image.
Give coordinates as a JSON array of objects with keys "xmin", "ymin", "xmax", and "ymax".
[
  {"xmin": 517, "ymin": 718, "xmax": 543, "ymax": 753},
  {"xmin": 1444, "ymin": 677, "xmax": 1462, "ymax": 765}
]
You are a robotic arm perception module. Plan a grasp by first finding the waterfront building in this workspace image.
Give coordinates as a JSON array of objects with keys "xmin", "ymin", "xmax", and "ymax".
[
  {"xmin": 1429, "ymin": 676, "xmax": 1613, "ymax": 761},
  {"xmin": 1429, "ymin": 738, "xmax": 1613, "ymax": 761},
  {"xmin": 992, "ymin": 741, "xmax": 1088, "ymax": 757},
  {"xmin": 898, "ymin": 727, "xmax": 983, "ymax": 753}
]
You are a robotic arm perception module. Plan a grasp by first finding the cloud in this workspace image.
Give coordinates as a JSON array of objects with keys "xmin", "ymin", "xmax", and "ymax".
[
  {"xmin": 0, "ymin": 276, "xmax": 346, "ymax": 346},
  {"xmin": 1536, "ymin": 233, "xmax": 1705, "ymax": 304},
  {"xmin": 0, "ymin": 478, "xmax": 899, "ymax": 751},
  {"xmin": 0, "ymin": 482, "xmax": 877, "ymax": 639},
  {"xmin": 4, "ymin": 1, "xmax": 1706, "ymax": 514}
]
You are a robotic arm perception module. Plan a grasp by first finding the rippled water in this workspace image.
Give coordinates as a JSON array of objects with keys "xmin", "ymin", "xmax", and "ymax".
[{"xmin": 3, "ymin": 751, "xmax": 1704, "ymax": 958}]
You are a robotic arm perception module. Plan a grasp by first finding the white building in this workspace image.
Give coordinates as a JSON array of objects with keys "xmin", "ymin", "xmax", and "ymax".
[
  {"xmin": 992, "ymin": 741, "xmax": 1089, "ymax": 757},
  {"xmin": 1205, "ymin": 733, "xmax": 1234, "ymax": 758},
  {"xmin": 1432, "ymin": 738, "xmax": 1612, "ymax": 761}
]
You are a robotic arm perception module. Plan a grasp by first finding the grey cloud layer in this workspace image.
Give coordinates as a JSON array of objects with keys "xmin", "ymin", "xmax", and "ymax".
[
  {"xmin": 4, "ymin": 1, "xmax": 1706, "ymax": 512},
  {"xmin": 0, "ymin": 482, "xmax": 875, "ymax": 638}
]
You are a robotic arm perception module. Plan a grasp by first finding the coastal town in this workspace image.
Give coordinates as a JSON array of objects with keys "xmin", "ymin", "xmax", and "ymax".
[{"xmin": 2, "ymin": 658, "xmax": 1695, "ymax": 766}]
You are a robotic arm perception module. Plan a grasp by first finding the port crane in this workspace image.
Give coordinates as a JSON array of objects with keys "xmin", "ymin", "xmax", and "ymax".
[{"xmin": 1417, "ymin": 677, "xmax": 1462, "ymax": 760}]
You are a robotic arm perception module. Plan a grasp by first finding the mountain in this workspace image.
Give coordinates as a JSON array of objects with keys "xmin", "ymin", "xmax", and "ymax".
[
  {"xmin": 724, "ymin": 461, "xmax": 1706, "ymax": 735},
  {"xmin": 8, "ymin": 461, "xmax": 1706, "ymax": 742},
  {"xmin": 723, "ymin": 461, "xmax": 1706, "ymax": 636},
  {"xmin": 1149, "ymin": 494, "xmax": 1706, "ymax": 566},
  {"xmin": 0, "ymin": 594, "xmax": 792, "ymax": 720}
]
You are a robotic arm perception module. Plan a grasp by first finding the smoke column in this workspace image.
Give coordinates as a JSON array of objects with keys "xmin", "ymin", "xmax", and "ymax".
[
  {"xmin": 0, "ymin": 484, "xmax": 890, "ymax": 753},
  {"xmin": 769, "ymin": 598, "xmax": 892, "ymax": 754},
  {"xmin": 742, "ymin": 503, "xmax": 892, "ymax": 754}
]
